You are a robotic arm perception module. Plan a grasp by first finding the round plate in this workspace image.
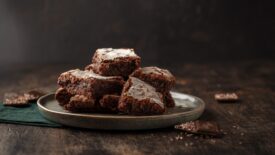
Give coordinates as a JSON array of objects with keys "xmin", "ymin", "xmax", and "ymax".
[{"xmin": 37, "ymin": 92, "xmax": 205, "ymax": 130}]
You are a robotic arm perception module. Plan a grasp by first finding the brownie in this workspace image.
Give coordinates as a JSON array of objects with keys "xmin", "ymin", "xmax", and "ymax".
[
  {"xmin": 55, "ymin": 88, "xmax": 73, "ymax": 106},
  {"xmin": 99, "ymin": 94, "xmax": 120, "ymax": 113},
  {"xmin": 86, "ymin": 48, "xmax": 141, "ymax": 77},
  {"xmin": 118, "ymin": 77, "xmax": 165, "ymax": 115},
  {"xmin": 131, "ymin": 66, "xmax": 175, "ymax": 92},
  {"xmin": 64, "ymin": 95, "xmax": 96, "ymax": 112},
  {"xmin": 163, "ymin": 91, "xmax": 175, "ymax": 107},
  {"xmin": 57, "ymin": 69, "xmax": 125, "ymax": 100}
]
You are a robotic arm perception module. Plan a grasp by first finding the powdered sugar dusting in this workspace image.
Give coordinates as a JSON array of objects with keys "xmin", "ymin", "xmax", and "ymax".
[
  {"xmin": 66, "ymin": 69, "xmax": 116, "ymax": 80},
  {"xmin": 97, "ymin": 48, "xmax": 137, "ymax": 60}
]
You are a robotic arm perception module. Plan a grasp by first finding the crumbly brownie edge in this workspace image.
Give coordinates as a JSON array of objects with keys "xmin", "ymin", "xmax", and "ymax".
[{"xmin": 99, "ymin": 95, "xmax": 120, "ymax": 113}]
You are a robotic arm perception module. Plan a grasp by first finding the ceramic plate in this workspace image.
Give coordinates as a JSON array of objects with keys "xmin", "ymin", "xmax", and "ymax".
[{"xmin": 37, "ymin": 92, "xmax": 205, "ymax": 130}]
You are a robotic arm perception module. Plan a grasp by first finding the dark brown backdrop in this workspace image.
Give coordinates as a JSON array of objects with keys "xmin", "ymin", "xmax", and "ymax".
[{"xmin": 0, "ymin": 0, "xmax": 274, "ymax": 68}]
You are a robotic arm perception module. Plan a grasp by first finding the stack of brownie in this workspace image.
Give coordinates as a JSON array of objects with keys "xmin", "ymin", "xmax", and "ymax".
[{"xmin": 55, "ymin": 48, "xmax": 176, "ymax": 115}]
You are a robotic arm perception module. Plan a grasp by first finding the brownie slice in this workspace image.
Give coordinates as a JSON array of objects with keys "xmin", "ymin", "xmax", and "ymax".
[
  {"xmin": 131, "ymin": 66, "xmax": 175, "ymax": 92},
  {"xmin": 163, "ymin": 91, "xmax": 175, "ymax": 107},
  {"xmin": 57, "ymin": 69, "xmax": 125, "ymax": 100},
  {"xmin": 118, "ymin": 77, "xmax": 165, "ymax": 115},
  {"xmin": 86, "ymin": 48, "xmax": 141, "ymax": 77},
  {"xmin": 64, "ymin": 95, "xmax": 96, "ymax": 112},
  {"xmin": 131, "ymin": 67, "xmax": 176, "ymax": 107},
  {"xmin": 55, "ymin": 88, "xmax": 73, "ymax": 106},
  {"xmin": 99, "ymin": 94, "xmax": 120, "ymax": 113}
]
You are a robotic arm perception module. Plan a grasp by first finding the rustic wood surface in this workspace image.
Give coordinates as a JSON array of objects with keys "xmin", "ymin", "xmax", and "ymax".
[{"xmin": 0, "ymin": 60, "xmax": 274, "ymax": 155}]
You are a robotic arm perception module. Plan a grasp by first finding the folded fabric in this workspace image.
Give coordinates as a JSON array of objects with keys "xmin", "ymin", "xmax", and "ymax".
[{"xmin": 0, "ymin": 103, "xmax": 62, "ymax": 127}]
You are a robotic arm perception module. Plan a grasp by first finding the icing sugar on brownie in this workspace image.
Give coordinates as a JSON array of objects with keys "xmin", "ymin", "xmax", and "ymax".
[
  {"xmin": 141, "ymin": 67, "xmax": 174, "ymax": 78},
  {"xmin": 96, "ymin": 48, "xmax": 137, "ymax": 61},
  {"xmin": 63, "ymin": 69, "xmax": 120, "ymax": 80},
  {"xmin": 89, "ymin": 48, "xmax": 141, "ymax": 77}
]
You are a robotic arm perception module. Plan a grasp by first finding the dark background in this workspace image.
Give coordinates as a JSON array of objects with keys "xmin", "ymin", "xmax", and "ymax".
[{"xmin": 0, "ymin": 0, "xmax": 274, "ymax": 69}]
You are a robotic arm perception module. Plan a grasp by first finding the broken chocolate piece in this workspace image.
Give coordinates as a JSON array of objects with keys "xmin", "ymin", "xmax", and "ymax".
[
  {"xmin": 175, "ymin": 120, "xmax": 222, "ymax": 137},
  {"xmin": 24, "ymin": 90, "xmax": 45, "ymax": 102},
  {"xmin": 215, "ymin": 93, "xmax": 239, "ymax": 102},
  {"xmin": 3, "ymin": 93, "xmax": 30, "ymax": 107}
]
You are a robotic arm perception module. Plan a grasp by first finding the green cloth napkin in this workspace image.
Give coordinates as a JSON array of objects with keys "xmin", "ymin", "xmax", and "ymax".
[{"xmin": 0, "ymin": 103, "xmax": 62, "ymax": 127}]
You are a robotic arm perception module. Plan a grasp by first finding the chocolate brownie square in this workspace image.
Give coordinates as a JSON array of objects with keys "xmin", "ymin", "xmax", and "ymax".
[
  {"xmin": 118, "ymin": 77, "xmax": 165, "ymax": 115},
  {"xmin": 57, "ymin": 69, "xmax": 125, "ymax": 100},
  {"xmin": 163, "ymin": 91, "xmax": 175, "ymax": 107},
  {"xmin": 131, "ymin": 66, "xmax": 175, "ymax": 92},
  {"xmin": 24, "ymin": 90, "xmax": 45, "ymax": 102},
  {"xmin": 64, "ymin": 95, "xmax": 96, "ymax": 112},
  {"xmin": 55, "ymin": 88, "xmax": 73, "ymax": 106},
  {"xmin": 86, "ymin": 48, "xmax": 141, "ymax": 77},
  {"xmin": 99, "ymin": 94, "xmax": 120, "ymax": 113}
]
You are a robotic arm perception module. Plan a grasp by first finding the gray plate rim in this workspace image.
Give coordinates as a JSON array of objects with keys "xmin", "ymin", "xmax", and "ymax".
[{"xmin": 37, "ymin": 92, "xmax": 205, "ymax": 120}]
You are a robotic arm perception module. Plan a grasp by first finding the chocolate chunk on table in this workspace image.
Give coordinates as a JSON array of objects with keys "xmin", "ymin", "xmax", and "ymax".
[
  {"xmin": 175, "ymin": 120, "xmax": 222, "ymax": 137},
  {"xmin": 3, "ymin": 93, "xmax": 30, "ymax": 107},
  {"xmin": 24, "ymin": 90, "xmax": 45, "ymax": 102},
  {"xmin": 215, "ymin": 93, "xmax": 239, "ymax": 102}
]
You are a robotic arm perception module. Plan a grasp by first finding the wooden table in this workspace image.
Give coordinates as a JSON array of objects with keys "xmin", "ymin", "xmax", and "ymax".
[{"xmin": 0, "ymin": 60, "xmax": 274, "ymax": 155}]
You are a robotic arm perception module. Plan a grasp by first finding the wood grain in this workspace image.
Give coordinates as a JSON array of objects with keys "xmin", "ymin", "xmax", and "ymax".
[{"xmin": 0, "ymin": 60, "xmax": 274, "ymax": 155}]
